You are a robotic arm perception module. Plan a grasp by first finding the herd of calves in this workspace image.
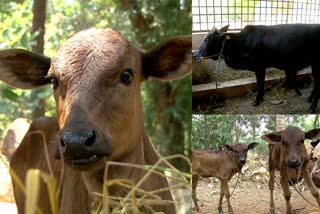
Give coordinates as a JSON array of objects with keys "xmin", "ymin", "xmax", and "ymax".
[{"xmin": 192, "ymin": 126, "xmax": 320, "ymax": 214}]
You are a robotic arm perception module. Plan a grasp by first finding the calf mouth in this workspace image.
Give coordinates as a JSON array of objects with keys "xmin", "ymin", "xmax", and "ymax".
[{"xmin": 64, "ymin": 154, "xmax": 103, "ymax": 165}]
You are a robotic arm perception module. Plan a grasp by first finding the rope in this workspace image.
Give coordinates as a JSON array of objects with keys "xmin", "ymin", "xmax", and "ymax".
[
  {"xmin": 292, "ymin": 183, "xmax": 320, "ymax": 210},
  {"xmin": 195, "ymin": 38, "xmax": 227, "ymax": 89},
  {"xmin": 215, "ymin": 38, "xmax": 227, "ymax": 89},
  {"xmin": 202, "ymin": 172, "xmax": 241, "ymax": 214}
]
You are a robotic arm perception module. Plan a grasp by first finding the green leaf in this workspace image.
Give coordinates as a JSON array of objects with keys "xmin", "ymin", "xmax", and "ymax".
[{"xmin": 1, "ymin": 87, "xmax": 19, "ymax": 101}]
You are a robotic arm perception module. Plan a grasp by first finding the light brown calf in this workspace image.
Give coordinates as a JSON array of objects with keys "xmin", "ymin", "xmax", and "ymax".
[
  {"xmin": 262, "ymin": 126, "xmax": 320, "ymax": 214},
  {"xmin": 309, "ymin": 139, "xmax": 320, "ymax": 187},
  {"xmin": 0, "ymin": 28, "xmax": 191, "ymax": 213},
  {"xmin": 192, "ymin": 142, "xmax": 258, "ymax": 214}
]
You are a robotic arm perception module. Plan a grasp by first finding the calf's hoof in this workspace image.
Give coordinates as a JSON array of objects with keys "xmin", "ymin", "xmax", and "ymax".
[
  {"xmin": 218, "ymin": 208, "xmax": 224, "ymax": 214},
  {"xmin": 270, "ymin": 209, "xmax": 281, "ymax": 214},
  {"xmin": 308, "ymin": 94, "xmax": 314, "ymax": 103},
  {"xmin": 307, "ymin": 106, "xmax": 316, "ymax": 114},
  {"xmin": 194, "ymin": 206, "xmax": 200, "ymax": 212},
  {"xmin": 289, "ymin": 209, "xmax": 297, "ymax": 214}
]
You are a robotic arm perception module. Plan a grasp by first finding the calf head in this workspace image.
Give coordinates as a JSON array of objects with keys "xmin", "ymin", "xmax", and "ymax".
[
  {"xmin": 262, "ymin": 127, "xmax": 320, "ymax": 169},
  {"xmin": 192, "ymin": 25, "xmax": 229, "ymax": 61},
  {"xmin": 0, "ymin": 28, "xmax": 191, "ymax": 169},
  {"xmin": 222, "ymin": 142, "xmax": 258, "ymax": 164}
]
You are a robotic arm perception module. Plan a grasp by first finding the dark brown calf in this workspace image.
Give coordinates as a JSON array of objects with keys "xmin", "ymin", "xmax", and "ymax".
[
  {"xmin": 192, "ymin": 142, "xmax": 258, "ymax": 214},
  {"xmin": 262, "ymin": 126, "xmax": 320, "ymax": 214},
  {"xmin": 0, "ymin": 28, "xmax": 191, "ymax": 213}
]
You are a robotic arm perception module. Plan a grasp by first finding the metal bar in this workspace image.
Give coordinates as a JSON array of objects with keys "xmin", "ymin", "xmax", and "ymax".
[
  {"xmin": 192, "ymin": 0, "xmax": 320, "ymax": 33},
  {"xmin": 206, "ymin": 0, "xmax": 208, "ymax": 30}
]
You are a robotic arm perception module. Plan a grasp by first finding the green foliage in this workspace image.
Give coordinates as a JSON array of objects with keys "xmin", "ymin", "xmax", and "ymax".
[{"xmin": 192, "ymin": 115, "xmax": 320, "ymax": 154}]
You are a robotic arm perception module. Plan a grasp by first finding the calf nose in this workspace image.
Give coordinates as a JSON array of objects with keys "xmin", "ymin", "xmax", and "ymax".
[
  {"xmin": 288, "ymin": 158, "xmax": 300, "ymax": 168},
  {"xmin": 59, "ymin": 130, "xmax": 96, "ymax": 159},
  {"xmin": 239, "ymin": 157, "xmax": 246, "ymax": 164}
]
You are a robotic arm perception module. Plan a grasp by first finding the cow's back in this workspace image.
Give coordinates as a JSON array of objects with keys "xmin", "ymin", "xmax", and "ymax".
[
  {"xmin": 10, "ymin": 117, "xmax": 60, "ymax": 214},
  {"xmin": 227, "ymin": 24, "xmax": 320, "ymax": 70},
  {"xmin": 192, "ymin": 150, "xmax": 235, "ymax": 180}
]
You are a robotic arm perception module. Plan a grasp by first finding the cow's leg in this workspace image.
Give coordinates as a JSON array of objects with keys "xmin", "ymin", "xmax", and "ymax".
[
  {"xmin": 192, "ymin": 174, "xmax": 200, "ymax": 212},
  {"xmin": 254, "ymin": 69, "xmax": 266, "ymax": 106},
  {"xmin": 218, "ymin": 180, "xmax": 224, "ymax": 214},
  {"xmin": 285, "ymin": 70, "xmax": 302, "ymax": 96},
  {"xmin": 221, "ymin": 180, "xmax": 233, "ymax": 214},
  {"xmin": 301, "ymin": 167, "xmax": 320, "ymax": 205},
  {"xmin": 280, "ymin": 172, "xmax": 294, "ymax": 214},
  {"xmin": 308, "ymin": 64, "xmax": 320, "ymax": 113},
  {"xmin": 269, "ymin": 166, "xmax": 276, "ymax": 213}
]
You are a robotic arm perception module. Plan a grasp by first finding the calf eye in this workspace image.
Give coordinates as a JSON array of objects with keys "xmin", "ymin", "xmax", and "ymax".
[
  {"xmin": 50, "ymin": 76, "xmax": 59, "ymax": 90},
  {"xmin": 120, "ymin": 69, "xmax": 134, "ymax": 85}
]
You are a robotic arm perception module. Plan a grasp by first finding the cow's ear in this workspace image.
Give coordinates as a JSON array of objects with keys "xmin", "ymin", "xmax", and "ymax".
[
  {"xmin": 142, "ymin": 36, "xmax": 191, "ymax": 81},
  {"xmin": 220, "ymin": 25, "xmax": 229, "ymax": 33},
  {"xmin": 0, "ymin": 49, "xmax": 51, "ymax": 89},
  {"xmin": 222, "ymin": 144, "xmax": 234, "ymax": 152},
  {"xmin": 248, "ymin": 142, "xmax": 259, "ymax": 150},
  {"xmin": 311, "ymin": 139, "xmax": 320, "ymax": 148},
  {"xmin": 261, "ymin": 132, "xmax": 282, "ymax": 144},
  {"xmin": 305, "ymin": 128, "xmax": 320, "ymax": 140}
]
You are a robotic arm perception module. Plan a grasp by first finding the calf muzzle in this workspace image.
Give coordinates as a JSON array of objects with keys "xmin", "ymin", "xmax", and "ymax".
[
  {"xmin": 55, "ymin": 129, "xmax": 112, "ymax": 165},
  {"xmin": 287, "ymin": 158, "xmax": 300, "ymax": 168}
]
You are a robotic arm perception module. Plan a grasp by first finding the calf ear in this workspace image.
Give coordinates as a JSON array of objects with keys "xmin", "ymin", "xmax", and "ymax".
[
  {"xmin": 311, "ymin": 139, "xmax": 320, "ymax": 148},
  {"xmin": 220, "ymin": 25, "xmax": 229, "ymax": 33},
  {"xmin": 0, "ymin": 49, "xmax": 51, "ymax": 89},
  {"xmin": 261, "ymin": 132, "xmax": 282, "ymax": 144},
  {"xmin": 305, "ymin": 128, "xmax": 320, "ymax": 140},
  {"xmin": 142, "ymin": 36, "xmax": 191, "ymax": 81},
  {"xmin": 221, "ymin": 144, "xmax": 234, "ymax": 152},
  {"xmin": 248, "ymin": 142, "xmax": 259, "ymax": 150}
]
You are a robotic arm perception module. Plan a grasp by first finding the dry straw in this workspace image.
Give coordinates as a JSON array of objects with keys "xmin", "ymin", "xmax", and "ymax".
[{"xmin": 10, "ymin": 130, "xmax": 191, "ymax": 214}]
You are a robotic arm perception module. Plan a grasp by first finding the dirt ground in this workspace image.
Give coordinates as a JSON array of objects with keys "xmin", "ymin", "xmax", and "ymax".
[
  {"xmin": 193, "ymin": 84, "xmax": 317, "ymax": 114},
  {"xmin": 193, "ymin": 178, "xmax": 320, "ymax": 214},
  {"xmin": 193, "ymin": 154, "xmax": 320, "ymax": 214}
]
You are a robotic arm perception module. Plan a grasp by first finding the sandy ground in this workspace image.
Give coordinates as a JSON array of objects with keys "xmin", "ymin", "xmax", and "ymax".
[
  {"xmin": 193, "ymin": 177, "xmax": 320, "ymax": 214},
  {"xmin": 192, "ymin": 154, "xmax": 320, "ymax": 214},
  {"xmin": 193, "ymin": 84, "xmax": 318, "ymax": 114}
]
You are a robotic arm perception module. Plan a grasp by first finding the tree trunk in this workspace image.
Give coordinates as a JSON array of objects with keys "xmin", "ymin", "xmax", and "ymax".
[
  {"xmin": 234, "ymin": 116, "xmax": 242, "ymax": 143},
  {"xmin": 314, "ymin": 115, "xmax": 319, "ymax": 128},
  {"xmin": 31, "ymin": 0, "xmax": 46, "ymax": 55},
  {"xmin": 31, "ymin": 0, "xmax": 47, "ymax": 119},
  {"xmin": 204, "ymin": 115, "xmax": 209, "ymax": 147},
  {"xmin": 275, "ymin": 115, "xmax": 286, "ymax": 132}
]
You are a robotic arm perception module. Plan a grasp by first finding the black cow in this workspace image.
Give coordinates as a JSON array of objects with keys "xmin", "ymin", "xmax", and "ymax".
[{"xmin": 193, "ymin": 24, "xmax": 320, "ymax": 113}]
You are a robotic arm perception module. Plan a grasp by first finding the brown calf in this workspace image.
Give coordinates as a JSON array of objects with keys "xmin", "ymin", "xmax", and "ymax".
[
  {"xmin": 262, "ymin": 126, "xmax": 320, "ymax": 214},
  {"xmin": 0, "ymin": 28, "xmax": 191, "ymax": 213},
  {"xmin": 1, "ymin": 118, "xmax": 30, "ymax": 160},
  {"xmin": 192, "ymin": 142, "xmax": 258, "ymax": 214},
  {"xmin": 308, "ymin": 139, "xmax": 320, "ymax": 187}
]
